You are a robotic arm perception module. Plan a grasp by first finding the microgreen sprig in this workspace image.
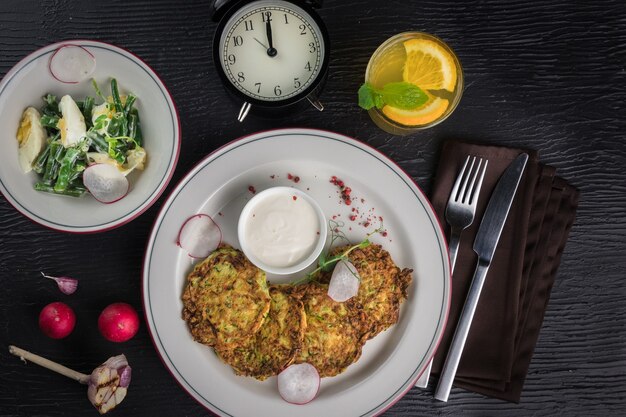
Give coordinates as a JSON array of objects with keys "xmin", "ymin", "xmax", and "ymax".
[
  {"xmin": 91, "ymin": 78, "xmax": 107, "ymax": 102},
  {"xmin": 293, "ymin": 220, "xmax": 385, "ymax": 285}
]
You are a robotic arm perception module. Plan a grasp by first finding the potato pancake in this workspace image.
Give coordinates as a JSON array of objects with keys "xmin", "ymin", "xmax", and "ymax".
[
  {"xmin": 182, "ymin": 242, "xmax": 413, "ymax": 381},
  {"xmin": 215, "ymin": 285, "xmax": 305, "ymax": 380},
  {"xmin": 181, "ymin": 245, "xmax": 271, "ymax": 349},
  {"xmin": 318, "ymin": 244, "xmax": 413, "ymax": 339},
  {"xmin": 293, "ymin": 282, "xmax": 367, "ymax": 377}
]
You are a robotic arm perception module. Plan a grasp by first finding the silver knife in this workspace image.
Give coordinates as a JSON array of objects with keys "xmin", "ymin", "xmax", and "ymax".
[{"xmin": 434, "ymin": 152, "xmax": 529, "ymax": 402}]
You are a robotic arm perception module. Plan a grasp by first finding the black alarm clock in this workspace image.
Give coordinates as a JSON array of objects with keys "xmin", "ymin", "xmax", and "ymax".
[{"xmin": 210, "ymin": 0, "xmax": 330, "ymax": 121}]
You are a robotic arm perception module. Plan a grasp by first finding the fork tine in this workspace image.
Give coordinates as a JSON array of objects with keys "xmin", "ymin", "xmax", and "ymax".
[
  {"xmin": 450, "ymin": 156, "xmax": 470, "ymax": 202},
  {"xmin": 469, "ymin": 159, "xmax": 488, "ymax": 206},
  {"xmin": 463, "ymin": 158, "xmax": 483, "ymax": 204},
  {"xmin": 458, "ymin": 156, "xmax": 476, "ymax": 202}
]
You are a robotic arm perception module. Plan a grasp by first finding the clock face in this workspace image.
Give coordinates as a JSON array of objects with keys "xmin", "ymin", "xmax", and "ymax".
[{"xmin": 218, "ymin": 0, "xmax": 326, "ymax": 102}]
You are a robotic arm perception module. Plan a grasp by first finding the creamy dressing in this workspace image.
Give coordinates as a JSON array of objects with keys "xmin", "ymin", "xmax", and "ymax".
[{"xmin": 243, "ymin": 192, "xmax": 320, "ymax": 268}]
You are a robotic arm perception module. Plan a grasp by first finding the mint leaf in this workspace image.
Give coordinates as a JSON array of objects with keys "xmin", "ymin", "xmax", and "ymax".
[
  {"xmin": 358, "ymin": 83, "xmax": 377, "ymax": 110},
  {"xmin": 380, "ymin": 82, "xmax": 428, "ymax": 110},
  {"xmin": 358, "ymin": 83, "xmax": 386, "ymax": 110},
  {"xmin": 358, "ymin": 82, "xmax": 428, "ymax": 110},
  {"xmin": 373, "ymin": 92, "xmax": 385, "ymax": 109}
]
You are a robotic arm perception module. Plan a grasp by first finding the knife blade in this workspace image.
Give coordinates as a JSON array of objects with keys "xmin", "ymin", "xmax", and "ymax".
[
  {"xmin": 473, "ymin": 153, "xmax": 529, "ymax": 264},
  {"xmin": 434, "ymin": 152, "xmax": 529, "ymax": 402}
]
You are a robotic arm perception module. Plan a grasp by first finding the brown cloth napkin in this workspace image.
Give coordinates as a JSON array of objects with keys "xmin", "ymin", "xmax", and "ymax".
[{"xmin": 429, "ymin": 141, "xmax": 579, "ymax": 402}]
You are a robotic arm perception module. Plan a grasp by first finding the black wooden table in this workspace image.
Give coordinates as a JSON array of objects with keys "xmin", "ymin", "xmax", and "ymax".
[{"xmin": 1, "ymin": 1, "xmax": 624, "ymax": 416}]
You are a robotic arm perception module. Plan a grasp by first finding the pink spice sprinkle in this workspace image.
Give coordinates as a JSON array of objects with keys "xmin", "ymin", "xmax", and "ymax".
[
  {"xmin": 287, "ymin": 173, "xmax": 301, "ymax": 183},
  {"xmin": 248, "ymin": 185, "xmax": 256, "ymax": 194},
  {"xmin": 292, "ymin": 196, "xmax": 297, "ymax": 201}
]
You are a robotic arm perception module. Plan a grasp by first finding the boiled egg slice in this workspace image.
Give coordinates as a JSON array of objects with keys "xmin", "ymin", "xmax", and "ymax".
[
  {"xmin": 57, "ymin": 95, "xmax": 86, "ymax": 147},
  {"xmin": 87, "ymin": 146, "xmax": 146, "ymax": 177},
  {"xmin": 16, "ymin": 107, "xmax": 47, "ymax": 173},
  {"xmin": 123, "ymin": 146, "xmax": 146, "ymax": 173}
]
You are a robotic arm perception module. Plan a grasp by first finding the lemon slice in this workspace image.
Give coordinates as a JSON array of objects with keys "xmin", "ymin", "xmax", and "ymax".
[
  {"xmin": 382, "ymin": 97, "xmax": 449, "ymax": 126},
  {"xmin": 402, "ymin": 39, "xmax": 457, "ymax": 91}
]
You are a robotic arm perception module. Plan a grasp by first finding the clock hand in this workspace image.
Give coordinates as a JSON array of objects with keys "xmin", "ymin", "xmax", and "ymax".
[
  {"xmin": 265, "ymin": 18, "xmax": 277, "ymax": 57},
  {"xmin": 253, "ymin": 37, "xmax": 268, "ymax": 49}
]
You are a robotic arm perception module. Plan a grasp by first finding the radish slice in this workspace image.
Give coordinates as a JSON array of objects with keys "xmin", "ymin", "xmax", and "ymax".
[
  {"xmin": 49, "ymin": 44, "xmax": 96, "ymax": 84},
  {"xmin": 277, "ymin": 363, "xmax": 320, "ymax": 405},
  {"xmin": 177, "ymin": 214, "xmax": 222, "ymax": 258},
  {"xmin": 83, "ymin": 163, "xmax": 130, "ymax": 204},
  {"xmin": 327, "ymin": 260, "xmax": 360, "ymax": 302}
]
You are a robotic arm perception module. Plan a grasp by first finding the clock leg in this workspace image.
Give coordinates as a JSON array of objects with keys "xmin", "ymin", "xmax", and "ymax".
[
  {"xmin": 238, "ymin": 102, "xmax": 252, "ymax": 122},
  {"xmin": 307, "ymin": 97, "xmax": 324, "ymax": 112}
]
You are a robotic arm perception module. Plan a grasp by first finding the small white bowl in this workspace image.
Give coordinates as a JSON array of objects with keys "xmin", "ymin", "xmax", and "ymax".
[
  {"xmin": 238, "ymin": 187, "xmax": 327, "ymax": 275},
  {"xmin": 0, "ymin": 40, "xmax": 180, "ymax": 233}
]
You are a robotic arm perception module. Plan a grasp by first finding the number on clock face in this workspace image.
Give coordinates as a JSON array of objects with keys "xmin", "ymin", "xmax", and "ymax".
[{"xmin": 219, "ymin": 1, "xmax": 324, "ymax": 101}]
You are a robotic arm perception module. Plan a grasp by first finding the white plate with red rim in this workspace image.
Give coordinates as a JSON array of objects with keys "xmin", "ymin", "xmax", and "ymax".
[
  {"xmin": 142, "ymin": 128, "xmax": 451, "ymax": 417},
  {"xmin": 0, "ymin": 40, "xmax": 180, "ymax": 233}
]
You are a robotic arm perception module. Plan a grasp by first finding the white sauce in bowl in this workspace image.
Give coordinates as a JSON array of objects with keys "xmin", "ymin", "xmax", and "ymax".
[{"xmin": 242, "ymin": 190, "xmax": 320, "ymax": 268}]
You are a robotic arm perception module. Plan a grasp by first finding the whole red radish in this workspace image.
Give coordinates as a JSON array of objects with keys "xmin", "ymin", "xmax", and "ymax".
[
  {"xmin": 39, "ymin": 302, "xmax": 76, "ymax": 339},
  {"xmin": 98, "ymin": 303, "xmax": 140, "ymax": 342}
]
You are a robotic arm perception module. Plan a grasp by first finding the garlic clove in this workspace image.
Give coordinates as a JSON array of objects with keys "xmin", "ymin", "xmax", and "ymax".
[{"xmin": 41, "ymin": 272, "xmax": 78, "ymax": 295}]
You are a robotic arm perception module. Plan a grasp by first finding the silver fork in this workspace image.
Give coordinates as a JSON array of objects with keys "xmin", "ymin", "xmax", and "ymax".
[{"xmin": 415, "ymin": 155, "xmax": 488, "ymax": 388}]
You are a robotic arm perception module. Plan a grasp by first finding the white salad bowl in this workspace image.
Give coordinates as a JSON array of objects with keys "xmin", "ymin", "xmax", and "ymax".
[{"xmin": 0, "ymin": 40, "xmax": 180, "ymax": 233}]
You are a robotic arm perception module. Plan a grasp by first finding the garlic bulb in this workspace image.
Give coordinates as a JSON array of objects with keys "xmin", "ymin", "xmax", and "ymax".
[
  {"xmin": 8, "ymin": 346, "xmax": 131, "ymax": 415},
  {"xmin": 87, "ymin": 354, "xmax": 132, "ymax": 414}
]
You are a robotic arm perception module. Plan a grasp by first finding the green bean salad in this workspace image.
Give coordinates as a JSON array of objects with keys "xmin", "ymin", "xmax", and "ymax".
[{"xmin": 16, "ymin": 79, "xmax": 146, "ymax": 198}]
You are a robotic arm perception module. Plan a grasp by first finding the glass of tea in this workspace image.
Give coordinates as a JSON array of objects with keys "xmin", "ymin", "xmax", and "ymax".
[{"xmin": 362, "ymin": 32, "xmax": 463, "ymax": 135}]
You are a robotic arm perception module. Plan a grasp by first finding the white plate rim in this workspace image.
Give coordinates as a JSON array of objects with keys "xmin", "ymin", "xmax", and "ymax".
[
  {"xmin": 142, "ymin": 128, "xmax": 451, "ymax": 416},
  {"xmin": 0, "ymin": 39, "xmax": 181, "ymax": 233}
]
